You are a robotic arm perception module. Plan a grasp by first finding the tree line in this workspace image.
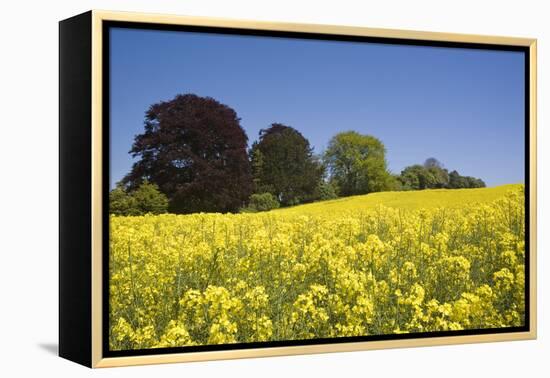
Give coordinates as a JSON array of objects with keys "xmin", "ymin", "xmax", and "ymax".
[{"xmin": 110, "ymin": 94, "xmax": 485, "ymax": 215}]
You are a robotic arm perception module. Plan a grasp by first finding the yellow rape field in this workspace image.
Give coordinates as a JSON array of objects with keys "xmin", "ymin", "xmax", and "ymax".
[{"xmin": 109, "ymin": 184, "xmax": 525, "ymax": 350}]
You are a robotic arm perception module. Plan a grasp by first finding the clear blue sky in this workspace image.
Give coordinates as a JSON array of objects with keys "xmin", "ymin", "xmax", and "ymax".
[{"xmin": 109, "ymin": 27, "xmax": 525, "ymax": 188}]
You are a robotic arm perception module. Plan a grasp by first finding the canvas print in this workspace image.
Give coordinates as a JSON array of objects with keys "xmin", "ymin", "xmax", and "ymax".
[{"xmin": 107, "ymin": 26, "xmax": 527, "ymax": 352}]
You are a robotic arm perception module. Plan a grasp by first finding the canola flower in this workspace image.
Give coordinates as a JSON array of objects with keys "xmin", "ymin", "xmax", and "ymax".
[{"xmin": 109, "ymin": 185, "xmax": 525, "ymax": 350}]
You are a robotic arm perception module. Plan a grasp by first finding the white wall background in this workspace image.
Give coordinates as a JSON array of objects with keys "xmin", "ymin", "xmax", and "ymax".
[{"xmin": 0, "ymin": 0, "xmax": 546, "ymax": 376}]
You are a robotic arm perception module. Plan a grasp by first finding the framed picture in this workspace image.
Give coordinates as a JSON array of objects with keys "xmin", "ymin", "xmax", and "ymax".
[{"xmin": 59, "ymin": 10, "xmax": 537, "ymax": 368}]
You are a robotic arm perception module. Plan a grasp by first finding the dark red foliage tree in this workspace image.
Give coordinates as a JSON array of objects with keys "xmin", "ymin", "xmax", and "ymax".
[{"xmin": 122, "ymin": 94, "xmax": 252, "ymax": 214}]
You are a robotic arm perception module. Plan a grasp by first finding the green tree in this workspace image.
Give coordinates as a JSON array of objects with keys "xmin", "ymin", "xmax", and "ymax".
[
  {"xmin": 109, "ymin": 182, "xmax": 169, "ymax": 216},
  {"xmin": 132, "ymin": 181, "xmax": 169, "ymax": 215},
  {"xmin": 250, "ymin": 147, "xmax": 272, "ymax": 194},
  {"xmin": 250, "ymin": 123, "xmax": 324, "ymax": 206},
  {"xmin": 324, "ymin": 131, "xmax": 393, "ymax": 196},
  {"xmin": 399, "ymin": 165, "xmax": 436, "ymax": 190},
  {"xmin": 448, "ymin": 169, "xmax": 486, "ymax": 189},
  {"xmin": 400, "ymin": 160, "xmax": 486, "ymax": 191},
  {"xmin": 448, "ymin": 170, "xmax": 467, "ymax": 188},
  {"xmin": 109, "ymin": 185, "xmax": 139, "ymax": 216},
  {"xmin": 244, "ymin": 192, "xmax": 280, "ymax": 212},
  {"xmin": 465, "ymin": 176, "xmax": 486, "ymax": 188},
  {"xmin": 423, "ymin": 158, "xmax": 449, "ymax": 188},
  {"xmin": 315, "ymin": 180, "xmax": 338, "ymax": 201},
  {"xmin": 387, "ymin": 174, "xmax": 404, "ymax": 191}
]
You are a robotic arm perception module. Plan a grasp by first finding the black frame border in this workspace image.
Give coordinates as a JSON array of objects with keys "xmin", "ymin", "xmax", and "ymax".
[
  {"xmin": 101, "ymin": 20, "xmax": 531, "ymax": 358},
  {"xmin": 59, "ymin": 11, "xmax": 93, "ymax": 367}
]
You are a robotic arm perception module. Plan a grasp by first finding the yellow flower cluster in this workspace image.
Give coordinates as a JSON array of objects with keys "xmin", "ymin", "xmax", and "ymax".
[{"xmin": 109, "ymin": 186, "xmax": 525, "ymax": 350}]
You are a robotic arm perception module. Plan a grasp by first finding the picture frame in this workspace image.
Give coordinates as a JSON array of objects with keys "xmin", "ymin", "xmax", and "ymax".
[{"xmin": 59, "ymin": 10, "xmax": 537, "ymax": 368}]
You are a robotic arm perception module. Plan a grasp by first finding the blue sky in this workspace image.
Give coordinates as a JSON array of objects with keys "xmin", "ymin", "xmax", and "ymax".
[{"xmin": 109, "ymin": 27, "xmax": 525, "ymax": 188}]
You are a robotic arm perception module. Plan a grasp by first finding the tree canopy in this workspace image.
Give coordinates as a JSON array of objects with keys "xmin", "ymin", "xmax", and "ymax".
[
  {"xmin": 132, "ymin": 181, "xmax": 169, "ymax": 214},
  {"xmin": 109, "ymin": 181, "xmax": 168, "ymax": 216},
  {"xmin": 111, "ymin": 93, "xmax": 488, "ymax": 215},
  {"xmin": 448, "ymin": 170, "xmax": 486, "ymax": 189},
  {"xmin": 122, "ymin": 94, "xmax": 252, "ymax": 214},
  {"xmin": 242, "ymin": 192, "xmax": 280, "ymax": 212},
  {"xmin": 399, "ymin": 158, "xmax": 485, "ymax": 190},
  {"xmin": 109, "ymin": 185, "xmax": 140, "ymax": 216},
  {"xmin": 249, "ymin": 123, "xmax": 324, "ymax": 206},
  {"xmin": 324, "ymin": 131, "xmax": 394, "ymax": 196}
]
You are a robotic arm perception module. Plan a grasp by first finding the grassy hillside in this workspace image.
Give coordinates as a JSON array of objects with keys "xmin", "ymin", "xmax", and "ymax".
[{"xmin": 271, "ymin": 183, "xmax": 523, "ymax": 216}]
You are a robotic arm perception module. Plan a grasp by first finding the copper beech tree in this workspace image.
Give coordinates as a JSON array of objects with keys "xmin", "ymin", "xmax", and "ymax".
[{"xmin": 122, "ymin": 94, "xmax": 252, "ymax": 214}]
